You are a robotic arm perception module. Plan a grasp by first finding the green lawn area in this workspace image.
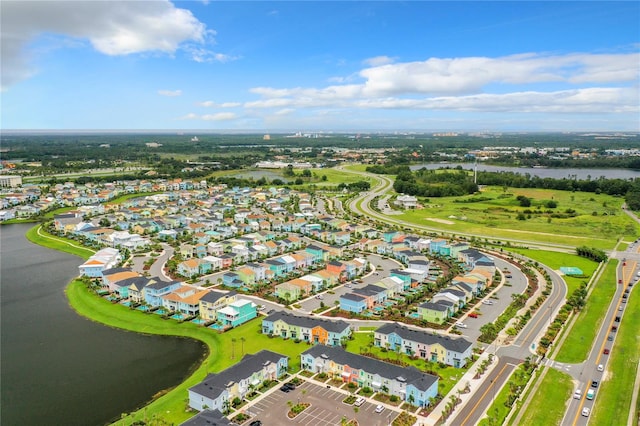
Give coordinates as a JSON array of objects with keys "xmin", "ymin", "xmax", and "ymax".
[
  {"xmin": 591, "ymin": 282, "xmax": 640, "ymax": 426},
  {"xmin": 26, "ymin": 224, "xmax": 96, "ymax": 259},
  {"xmin": 507, "ymin": 248, "xmax": 599, "ymax": 295},
  {"xmin": 555, "ymin": 260, "xmax": 618, "ymax": 363},
  {"xmin": 509, "ymin": 367, "xmax": 572, "ymax": 426},
  {"xmin": 345, "ymin": 332, "xmax": 467, "ymax": 397},
  {"xmin": 396, "ymin": 186, "xmax": 638, "ymax": 249},
  {"xmin": 67, "ymin": 280, "xmax": 308, "ymax": 425}
]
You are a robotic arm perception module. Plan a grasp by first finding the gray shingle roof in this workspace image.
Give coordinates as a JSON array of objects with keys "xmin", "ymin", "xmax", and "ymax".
[
  {"xmin": 375, "ymin": 322, "xmax": 472, "ymax": 354},
  {"xmin": 262, "ymin": 311, "xmax": 350, "ymax": 334},
  {"xmin": 180, "ymin": 409, "xmax": 232, "ymax": 426},
  {"xmin": 189, "ymin": 350, "xmax": 287, "ymax": 401},
  {"xmin": 302, "ymin": 345, "xmax": 437, "ymax": 391},
  {"xmin": 200, "ymin": 290, "xmax": 237, "ymax": 304},
  {"xmin": 418, "ymin": 301, "xmax": 448, "ymax": 311},
  {"xmin": 353, "ymin": 284, "xmax": 386, "ymax": 297}
]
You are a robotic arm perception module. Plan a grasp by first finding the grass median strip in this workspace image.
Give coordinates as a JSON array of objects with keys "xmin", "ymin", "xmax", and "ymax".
[
  {"xmin": 508, "ymin": 367, "xmax": 572, "ymax": 426},
  {"xmin": 554, "ymin": 260, "xmax": 618, "ymax": 363},
  {"xmin": 591, "ymin": 281, "xmax": 640, "ymax": 425}
]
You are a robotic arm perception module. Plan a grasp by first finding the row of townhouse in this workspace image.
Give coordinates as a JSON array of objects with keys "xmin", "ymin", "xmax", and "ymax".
[
  {"xmin": 101, "ymin": 268, "xmax": 257, "ymax": 327},
  {"xmin": 339, "ymin": 275, "xmax": 409, "ymax": 313},
  {"xmin": 416, "ymin": 255, "xmax": 496, "ymax": 324},
  {"xmin": 301, "ymin": 345, "xmax": 439, "ymax": 408},
  {"xmin": 261, "ymin": 311, "xmax": 352, "ymax": 346},
  {"xmin": 274, "ymin": 257, "xmax": 368, "ymax": 301},
  {"xmin": 188, "ymin": 350, "xmax": 289, "ymax": 412},
  {"xmin": 374, "ymin": 323, "xmax": 473, "ymax": 368}
]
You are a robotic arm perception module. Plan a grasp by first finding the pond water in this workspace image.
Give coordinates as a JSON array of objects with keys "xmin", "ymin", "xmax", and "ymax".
[{"xmin": 0, "ymin": 224, "xmax": 206, "ymax": 426}]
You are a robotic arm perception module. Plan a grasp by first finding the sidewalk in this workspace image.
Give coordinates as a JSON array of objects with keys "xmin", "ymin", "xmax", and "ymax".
[{"xmin": 418, "ymin": 350, "xmax": 498, "ymax": 426}]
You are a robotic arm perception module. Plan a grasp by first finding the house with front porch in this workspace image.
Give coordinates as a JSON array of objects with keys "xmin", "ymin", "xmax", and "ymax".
[
  {"xmin": 144, "ymin": 280, "xmax": 183, "ymax": 307},
  {"xmin": 188, "ymin": 350, "xmax": 288, "ymax": 412},
  {"xmin": 300, "ymin": 345, "xmax": 438, "ymax": 408},
  {"xmin": 161, "ymin": 286, "xmax": 210, "ymax": 315},
  {"xmin": 199, "ymin": 290, "xmax": 237, "ymax": 322},
  {"xmin": 339, "ymin": 293, "xmax": 367, "ymax": 313}
]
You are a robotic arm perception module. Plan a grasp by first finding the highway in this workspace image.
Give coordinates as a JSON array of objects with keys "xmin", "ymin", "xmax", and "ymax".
[{"xmin": 561, "ymin": 245, "xmax": 638, "ymax": 425}]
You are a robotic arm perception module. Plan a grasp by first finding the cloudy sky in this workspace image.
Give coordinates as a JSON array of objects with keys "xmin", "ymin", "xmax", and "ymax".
[{"xmin": 1, "ymin": 1, "xmax": 639, "ymax": 132}]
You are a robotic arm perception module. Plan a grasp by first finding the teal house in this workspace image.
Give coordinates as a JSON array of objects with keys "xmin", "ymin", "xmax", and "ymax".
[{"xmin": 216, "ymin": 299, "xmax": 257, "ymax": 328}]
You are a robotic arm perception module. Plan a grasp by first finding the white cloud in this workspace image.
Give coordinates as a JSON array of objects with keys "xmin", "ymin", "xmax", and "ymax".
[
  {"xmin": 1, "ymin": 0, "xmax": 211, "ymax": 90},
  {"xmin": 179, "ymin": 112, "xmax": 238, "ymax": 121},
  {"xmin": 241, "ymin": 52, "xmax": 639, "ymax": 115},
  {"xmin": 198, "ymin": 100, "xmax": 241, "ymax": 108},
  {"xmin": 158, "ymin": 89, "xmax": 182, "ymax": 97},
  {"xmin": 363, "ymin": 55, "xmax": 395, "ymax": 66},
  {"xmin": 184, "ymin": 46, "xmax": 239, "ymax": 63}
]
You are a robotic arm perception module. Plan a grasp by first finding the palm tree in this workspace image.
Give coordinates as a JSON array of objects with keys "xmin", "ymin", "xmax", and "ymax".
[
  {"xmin": 240, "ymin": 337, "xmax": 246, "ymax": 356},
  {"xmin": 231, "ymin": 338, "xmax": 237, "ymax": 359}
]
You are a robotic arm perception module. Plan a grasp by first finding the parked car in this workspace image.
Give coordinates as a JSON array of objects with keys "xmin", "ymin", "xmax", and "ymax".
[
  {"xmin": 279, "ymin": 385, "xmax": 291, "ymax": 393},
  {"xmin": 482, "ymin": 300, "xmax": 493, "ymax": 305},
  {"xmin": 249, "ymin": 421, "xmax": 262, "ymax": 426},
  {"xmin": 455, "ymin": 322, "xmax": 467, "ymax": 329},
  {"xmin": 355, "ymin": 397, "xmax": 365, "ymax": 406},
  {"xmin": 468, "ymin": 312, "xmax": 479, "ymax": 318},
  {"xmin": 316, "ymin": 295, "xmax": 323, "ymax": 300},
  {"xmin": 375, "ymin": 405, "xmax": 385, "ymax": 414}
]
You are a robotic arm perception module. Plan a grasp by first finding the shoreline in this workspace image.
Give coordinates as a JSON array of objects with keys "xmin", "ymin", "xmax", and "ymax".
[{"xmin": 26, "ymin": 223, "xmax": 219, "ymax": 425}]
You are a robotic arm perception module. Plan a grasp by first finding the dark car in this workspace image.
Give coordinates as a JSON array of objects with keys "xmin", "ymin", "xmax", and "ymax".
[
  {"xmin": 608, "ymin": 335, "xmax": 614, "ymax": 341},
  {"xmin": 284, "ymin": 382, "xmax": 296, "ymax": 390},
  {"xmin": 279, "ymin": 385, "xmax": 291, "ymax": 393},
  {"xmin": 249, "ymin": 421, "xmax": 262, "ymax": 426},
  {"xmin": 591, "ymin": 380, "xmax": 599, "ymax": 388},
  {"xmin": 611, "ymin": 325, "xmax": 617, "ymax": 331},
  {"xmin": 603, "ymin": 348, "xmax": 610, "ymax": 355}
]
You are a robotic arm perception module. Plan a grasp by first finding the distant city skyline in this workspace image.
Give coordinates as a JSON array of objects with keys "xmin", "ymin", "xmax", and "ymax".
[{"xmin": 1, "ymin": 1, "xmax": 639, "ymax": 132}]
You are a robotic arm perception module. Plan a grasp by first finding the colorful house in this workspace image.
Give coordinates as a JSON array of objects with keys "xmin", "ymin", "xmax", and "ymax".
[
  {"xmin": 300, "ymin": 345, "xmax": 438, "ymax": 408},
  {"xmin": 374, "ymin": 322, "xmax": 473, "ymax": 368},
  {"xmin": 188, "ymin": 350, "xmax": 288, "ymax": 412},
  {"xmin": 144, "ymin": 280, "xmax": 182, "ymax": 307},
  {"xmin": 199, "ymin": 290, "xmax": 237, "ymax": 322},
  {"xmin": 261, "ymin": 311, "xmax": 351, "ymax": 346},
  {"xmin": 417, "ymin": 301, "xmax": 451, "ymax": 324},
  {"xmin": 216, "ymin": 299, "xmax": 257, "ymax": 328},
  {"xmin": 339, "ymin": 293, "xmax": 368, "ymax": 313}
]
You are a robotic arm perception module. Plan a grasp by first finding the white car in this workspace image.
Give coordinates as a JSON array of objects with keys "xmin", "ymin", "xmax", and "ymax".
[
  {"xmin": 482, "ymin": 300, "xmax": 493, "ymax": 305},
  {"xmin": 354, "ymin": 397, "xmax": 365, "ymax": 406},
  {"xmin": 597, "ymin": 364, "xmax": 604, "ymax": 372},
  {"xmin": 582, "ymin": 407, "xmax": 590, "ymax": 417},
  {"xmin": 573, "ymin": 389, "xmax": 582, "ymax": 399},
  {"xmin": 375, "ymin": 405, "xmax": 384, "ymax": 414},
  {"xmin": 455, "ymin": 322, "xmax": 467, "ymax": 329}
]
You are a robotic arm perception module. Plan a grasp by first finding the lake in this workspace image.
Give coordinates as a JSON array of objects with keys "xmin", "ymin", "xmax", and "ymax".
[
  {"xmin": 0, "ymin": 224, "xmax": 206, "ymax": 426},
  {"xmin": 410, "ymin": 162, "xmax": 640, "ymax": 180}
]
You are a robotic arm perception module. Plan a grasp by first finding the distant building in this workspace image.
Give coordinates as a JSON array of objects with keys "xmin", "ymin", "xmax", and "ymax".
[{"xmin": 0, "ymin": 175, "xmax": 22, "ymax": 188}]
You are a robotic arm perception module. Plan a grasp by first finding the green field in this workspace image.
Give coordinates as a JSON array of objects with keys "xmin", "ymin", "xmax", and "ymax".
[
  {"xmin": 67, "ymin": 280, "xmax": 309, "ymax": 425},
  {"xmin": 555, "ymin": 260, "xmax": 618, "ymax": 363},
  {"xmin": 509, "ymin": 368, "xmax": 572, "ymax": 426},
  {"xmin": 591, "ymin": 282, "xmax": 640, "ymax": 425},
  {"xmin": 395, "ymin": 186, "xmax": 638, "ymax": 249},
  {"xmin": 507, "ymin": 248, "xmax": 599, "ymax": 295}
]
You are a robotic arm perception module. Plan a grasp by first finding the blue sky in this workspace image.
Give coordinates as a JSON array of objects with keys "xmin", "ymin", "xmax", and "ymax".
[{"xmin": 1, "ymin": 1, "xmax": 639, "ymax": 132}]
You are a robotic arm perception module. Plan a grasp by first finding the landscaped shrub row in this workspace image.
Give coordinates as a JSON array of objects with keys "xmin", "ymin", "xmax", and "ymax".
[{"xmin": 537, "ymin": 283, "xmax": 587, "ymax": 356}]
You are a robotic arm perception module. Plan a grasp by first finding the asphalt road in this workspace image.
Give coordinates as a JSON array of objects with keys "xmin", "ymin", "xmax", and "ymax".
[{"xmin": 562, "ymin": 245, "xmax": 638, "ymax": 426}]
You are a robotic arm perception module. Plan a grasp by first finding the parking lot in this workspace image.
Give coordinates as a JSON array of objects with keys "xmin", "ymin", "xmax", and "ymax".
[{"xmin": 245, "ymin": 379, "xmax": 399, "ymax": 426}]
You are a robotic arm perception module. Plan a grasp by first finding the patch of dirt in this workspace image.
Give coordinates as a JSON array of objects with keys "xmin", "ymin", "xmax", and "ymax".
[{"xmin": 425, "ymin": 218, "xmax": 455, "ymax": 225}]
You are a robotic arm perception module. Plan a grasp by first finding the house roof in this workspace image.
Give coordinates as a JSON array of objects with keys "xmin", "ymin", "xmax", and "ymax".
[
  {"xmin": 180, "ymin": 409, "xmax": 232, "ymax": 426},
  {"xmin": 418, "ymin": 301, "xmax": 449, "ymax": 312},
  {"xmin": 189, "ymin": 350, "xmax": 287, "ymax": 401},
  {"xmin": 263, "ymin": 311, "xmax": 350, "ymax": 334},
  {"xmin": 353, "ymin": 284, "xmax": 386, "ymax": 297},
  {"xmin": 340, "ymin": 293, "xmax": 366, "ymax": 302},
  {"xmin": 302, "ymin": 345, "xmax": 437, "ymax": 391},
  {"xmin": 375, "ymin": 322, "xmax": 472, "ymax": 354},
  {"xmin": 200, "ymin": 290, "xmax": 236, "ymax": 303}
]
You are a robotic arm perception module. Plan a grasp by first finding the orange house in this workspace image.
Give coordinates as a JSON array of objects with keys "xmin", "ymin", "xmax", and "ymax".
[{"xmin": 311, "ymin": 325, "xmax": 329, "ymax": 345}]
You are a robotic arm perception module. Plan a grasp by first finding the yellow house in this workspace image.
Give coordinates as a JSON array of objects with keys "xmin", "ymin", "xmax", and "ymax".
[{"xmin": 199, "ymin": 290, "xmax": 237, "ymax": 322}]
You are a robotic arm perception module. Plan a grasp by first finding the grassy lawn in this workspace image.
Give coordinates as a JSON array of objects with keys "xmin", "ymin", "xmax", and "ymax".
[
  {"xmin": 591, "ymin": 282, "xmax": 640, "ymax": 426},
  {"xmin": 555, "ymin": 260, "xmax": 618, "ymax": 363},
  {"xmin": 26, "ymin": 224, "xmax": 96, "ymax": 259},
  {"xmin": 507, "ymin": 248, "xmax": 599, "ymax": 295},
  {"xmin": 396, "ymin": 186, "xmax": 638, "ymax": 249},
  {"xmin": 345, "ymin": 332, "xmax": 467, "ymax": 397},
  {"xmin": 67, "ymin": 280, "xmax": 308, "ymax": 425},
  {"xmin": 509, "ymin": 367, "xmax": 572, "ymax": 426}
]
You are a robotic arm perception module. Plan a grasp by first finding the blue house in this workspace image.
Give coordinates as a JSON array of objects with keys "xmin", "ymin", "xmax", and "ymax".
[
  {"xmin": 144, "ymin": 280, "xmax": 182, "ymax": 307},
  {"xmin": 340, "ymin": 293, "xmax": 367, "ymax": 313}
]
